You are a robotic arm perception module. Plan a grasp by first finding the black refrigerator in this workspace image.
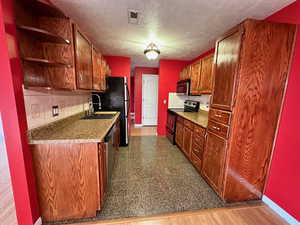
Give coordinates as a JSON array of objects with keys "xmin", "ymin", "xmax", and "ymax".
[{"xmin": 92, "ymin": 77, "xmax": 129, "ymax": 146}]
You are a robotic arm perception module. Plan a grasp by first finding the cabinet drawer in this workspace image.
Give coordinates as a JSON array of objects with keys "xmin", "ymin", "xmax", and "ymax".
[
  {"xmin": 177, "ymin": 116, "xmax": 184, "ymax": 124},
  {"xmin": 207, "ymin": 120, "xmax": 229, "ymax": 139},
  {"xmin": 191, "ymin": 152, "xmax": 202, "ymax": 173},
  {"xmin": 194, "ymin": 125, "xmax": 206, "ymax": 137},
  {"xmin": 192, "ymin": 139, "xmax": 204, "ymax": 160},
  {"xmin": 184, "ymin": 119, "xmax": 194, "ymax": 130},
  {"xmin": 209, "ymin": 108, "xmax": 231, "ymax": 125}
]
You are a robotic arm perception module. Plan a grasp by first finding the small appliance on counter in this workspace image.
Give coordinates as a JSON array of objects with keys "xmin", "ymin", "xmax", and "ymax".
[
  {"xmin": 166, "ymin": 100, "xmax": 200, "ymax": 144},
  {"xmin": 92, "ymin": 77, "xmax": 129, "ymax": 146}
]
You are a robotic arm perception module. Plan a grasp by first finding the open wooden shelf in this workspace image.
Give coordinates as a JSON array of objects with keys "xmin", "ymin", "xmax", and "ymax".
[
  {"xmin": 22, "ymin": 57, "xmax": 72, "ymax": 67},
  {"xmin": 21, "ymin": 0, "xmax": 67, "ymax": 18},
  {"xmin": 17, "ymin": 25, "xmax": 70, "ymax": 44}
]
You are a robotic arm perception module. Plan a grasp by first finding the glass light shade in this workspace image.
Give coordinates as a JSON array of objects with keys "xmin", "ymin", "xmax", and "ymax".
[{"xmin": 144, "ymin": 43, "xmax": 160, "ymax": 60}]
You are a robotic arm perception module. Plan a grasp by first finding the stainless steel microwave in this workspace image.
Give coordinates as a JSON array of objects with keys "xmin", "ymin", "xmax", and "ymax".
[{"xmin": 176, "ymin": 80, "xmax": 190, "ymax": 95}]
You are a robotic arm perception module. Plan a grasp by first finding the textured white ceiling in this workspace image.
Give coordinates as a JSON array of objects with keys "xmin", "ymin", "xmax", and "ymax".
[{"xmin": 51, "ymin": 0, "xmax": 294, "ymax": 68}]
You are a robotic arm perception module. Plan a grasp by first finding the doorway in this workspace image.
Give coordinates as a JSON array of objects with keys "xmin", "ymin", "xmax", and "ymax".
[{"xmin": 142, "ymin": 74, "xmax": 159, "ymax": 126}]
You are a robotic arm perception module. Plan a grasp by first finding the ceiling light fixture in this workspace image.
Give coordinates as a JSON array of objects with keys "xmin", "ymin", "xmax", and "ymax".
[{"xmin": 144, "ymin": 43, "xmax": 160, "ymax": 60}]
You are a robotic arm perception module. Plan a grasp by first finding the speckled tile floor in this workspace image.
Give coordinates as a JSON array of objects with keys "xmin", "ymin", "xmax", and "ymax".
[
  {"xmin": 97, "ymin": 136, "xmax": 225, "ymax": 220},
  {"xmin": 46, "ymin": 136, "xmax": 259, "ymax": 224}
]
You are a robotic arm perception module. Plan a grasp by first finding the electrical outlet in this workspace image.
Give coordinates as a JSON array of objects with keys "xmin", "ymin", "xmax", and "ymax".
[{"xmin": 52, "ymin": 105, "xmax": 59, "ymax": 117}]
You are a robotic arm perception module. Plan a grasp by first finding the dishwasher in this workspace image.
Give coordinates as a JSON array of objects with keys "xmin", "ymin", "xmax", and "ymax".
[{"xmin": 104, "ymin": 124, "xmax": 116, "ymax": 189}]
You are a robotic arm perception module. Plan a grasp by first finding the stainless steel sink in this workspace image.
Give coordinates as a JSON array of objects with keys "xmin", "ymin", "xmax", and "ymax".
[{"xmin": 81, "ymin": 114, "xmax": 115, "ymax": 120}]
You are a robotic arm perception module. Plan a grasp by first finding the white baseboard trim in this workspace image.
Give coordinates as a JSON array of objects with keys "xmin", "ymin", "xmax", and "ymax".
[
  {"xmin": 262, "ymin": 195, "xmax": 299, "ymax": 225},
  {"xmin": 134, "ymin": 124, "xmax": 143, "ymax": 127},
  {"xmin": 34, "ymin": 217, "xmax": 42, "ymax": 225}
]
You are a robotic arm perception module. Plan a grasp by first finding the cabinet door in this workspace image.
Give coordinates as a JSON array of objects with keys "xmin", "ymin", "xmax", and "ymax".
[
  {"xmin": 175, "ymin": 122, "xmax": 183, "ymax": 149},
  {"xmin": 98, "ymin": 143, "xmax": 107, "ymax": 207},
  {"xmin": 211, "ymin": 28, "xmax": 243, "ymax": 111},
  {"xmin": 199, "ymin": 54, "xmax": 214, "ymax": 94},
  {"xmin": 92, "ymin": 48, "xmax": 101, "ymax": 91},
  {"xmin": 74, "ymin": 27, "xmax": 93, "ymax": 90},
  {"xmin": 190, "ymin": 61, "xmax": 201, "ymax": 95},
  {"xmin": 183, "ymin": 127, "xmax": 192, "ymax": 158},
  {"xmin": 202, "ymin": 132, "xmax": 227, "ymax": 193},
  {"xmin": 100, "ymin": 58, "xmax": 107, "ymax": 90}
]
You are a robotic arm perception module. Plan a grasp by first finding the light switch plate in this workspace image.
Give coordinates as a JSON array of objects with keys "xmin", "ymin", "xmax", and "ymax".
[{"xmin": 52, "ymin": 105, "xmax": 59, "ymax": 117}]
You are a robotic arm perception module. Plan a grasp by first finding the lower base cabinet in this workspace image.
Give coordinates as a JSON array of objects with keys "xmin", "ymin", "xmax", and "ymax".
[
  {"xmin": 31, "ymin": 142, "xmax": 107, "ymax": 222},
  {"xmin": 175, "ymin": 121, "xmax": 183, "ymax": 148},
  {"xmin": 202, "ymin": 132, "xmax": 227, "ymax": 194},
  {"xmin": 182, "ymin": 126, "xmax": 192, "ymax": 158}
]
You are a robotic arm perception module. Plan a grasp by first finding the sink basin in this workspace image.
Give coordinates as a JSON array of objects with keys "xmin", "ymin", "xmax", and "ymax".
[{"xmin": 81, "ymin": 113, "xmax": 116, "ymax": 120}]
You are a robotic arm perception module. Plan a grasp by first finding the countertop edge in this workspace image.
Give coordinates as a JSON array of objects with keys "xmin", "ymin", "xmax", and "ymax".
[
  {"xmin": 168, "ymin": 109, "xmax": 208, "ymax": 128},
  {"xmin": 28, "ymin": 112, "xmax": 120, "ymax": 145}
]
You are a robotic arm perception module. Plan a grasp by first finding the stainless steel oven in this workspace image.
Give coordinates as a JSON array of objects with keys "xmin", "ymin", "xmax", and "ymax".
[
  {"xmin": 176, "ymin": 80, "xmax": 190, "ymax": 95},
  {"xmin": 166, "ymin": 100, "xmax": 200, "ymax": 145}
]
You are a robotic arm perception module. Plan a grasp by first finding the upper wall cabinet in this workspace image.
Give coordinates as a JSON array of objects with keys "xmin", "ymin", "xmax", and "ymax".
[
  {"xmin": 180, "ymin": 53, "xmax": 214, "ymax": 95},
  {"xmin": 15, "ymin": 0, "xmax": 75, "ymax": 90},
  {"xmin": 211, "ymin": 29, "xmax": 243, "ymax": 110},
  {"xmin": 15, "ymin": 0, "xmax": 110, "ymax": 92},
  {"xmin": 73, "ymin": 25, "xmax": 93, "ymax": 90},
  {"xmin": 199, "ymin": 54, "xmax": 214, "ymax": 94},
  {"xmin": 190, "ymin": 61, "xmax": 201, "ymax": 95},
  {"xmin": 92, "ymin": 47, "xmax": 107, "ymax": 92}
]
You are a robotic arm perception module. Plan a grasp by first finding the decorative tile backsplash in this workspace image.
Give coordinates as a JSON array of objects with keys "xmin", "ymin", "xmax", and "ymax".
[{"xmin": 23, "ymin": 88, "xmax": 90, "ymax": 130}]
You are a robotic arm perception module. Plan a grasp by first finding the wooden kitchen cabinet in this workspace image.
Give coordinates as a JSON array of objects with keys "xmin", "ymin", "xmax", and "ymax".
[
  {"xmin": 179, "ymin": 53, "xmax": 214, "ymax": 95},
  {"xmin": 31, "ymin": 143, "xmax": 101, "ymax": 222},
  {"xmin": 210, "ymin": 28, "xmax": 242, "ymax": 110},
  {"xmin": 182, "ymin": 126, "xmax": 192, "ymax": 158},
  {"xmin": 190, "ymin": 60, "xmax": 201, "ymax": 95},
  {"xmin": 202, "ymin": 132, "xmax": 226, "ymax": 193},
  {"xmin": 74, "ymin": 25, "xmax": 93, "ymax": 90},
  {"xmin": 15, "ymin": 0, "xmax": 76, "ymax": 90},
  {"xmin": 199, "ymin": 54, "xmax": 214, "ymax": 94},
  {"xmin": 16, "ymin": 0, "xmax": 111, "ymax": 92},
  {"xmin": 98, "ymin": 143, "xmax": 107, "ymax": 207},
  {"xmin": 205, "ymin": 19, "xmax": 296, "ymax": 202},
  {"xmin": 92, "ymin": 47, "xmax": 102, "ymax": 91},
  {"xmin": 175, "ymin": 119, "xmax": 184, "ymax": 149}
]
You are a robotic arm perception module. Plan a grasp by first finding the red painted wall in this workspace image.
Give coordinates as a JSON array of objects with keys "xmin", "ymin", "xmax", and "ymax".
[
  {"xmin": 133, "ymin": 67, "xmax": 159, "ymax": 124},
  {"xmin": 264, "ymin": 0, "xmax": 300, "ymax": 220},
  {"xmin": 157, "ymin": 60, "xmax": 189, "ymax": 136},
  {"xmin": 0, "ymin": 0, "xmax": 40, "ymax": 224}
]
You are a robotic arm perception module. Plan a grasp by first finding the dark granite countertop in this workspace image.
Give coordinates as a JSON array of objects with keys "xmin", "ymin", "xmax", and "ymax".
[
  {"xmin": 168, "ymin": 109, "xmax": 209, "ymax": 128},
  {"xmin": 29, "ymin": 112, "xmax": 120, "ymax": 144}
]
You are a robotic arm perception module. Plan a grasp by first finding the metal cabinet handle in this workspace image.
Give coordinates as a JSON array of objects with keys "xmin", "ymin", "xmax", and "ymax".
[
  {"xmin": 194, "ymin": 149, "xmax": 199, "ymax": 153},
  {"xmin": 212, "ymin": 126, "xmax": 220, "ymax": 131},
  {"xmin": 215, "ymin": 114, "xmax": 222, "ymax": 118}
]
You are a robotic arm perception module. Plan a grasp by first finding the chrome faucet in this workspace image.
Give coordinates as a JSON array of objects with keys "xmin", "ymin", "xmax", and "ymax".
[{"xmin": 91, "ymin": 93, "xmax": 102, "ymax": 112}]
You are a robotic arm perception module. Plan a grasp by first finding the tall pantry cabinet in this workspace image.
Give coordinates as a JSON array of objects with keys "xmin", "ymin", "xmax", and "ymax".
[{"xmin": 202, "ymin": 19, "xmax": 296, "ymax": 202}]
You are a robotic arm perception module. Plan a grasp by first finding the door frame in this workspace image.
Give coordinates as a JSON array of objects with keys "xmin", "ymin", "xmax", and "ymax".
[{"xmin": 142, "ymin": 74, "xmax": 159, "ymax": 126}]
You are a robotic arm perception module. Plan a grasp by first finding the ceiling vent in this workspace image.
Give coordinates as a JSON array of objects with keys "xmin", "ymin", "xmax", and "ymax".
[{"xmin": 128, "ymin": 9, "xmax": 140, "ymax": 24}]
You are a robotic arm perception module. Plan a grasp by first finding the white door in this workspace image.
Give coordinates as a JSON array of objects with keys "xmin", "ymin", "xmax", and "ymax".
[{"xmin": 142, "ymin": 74, "xmax": 159, "ymax": 126}]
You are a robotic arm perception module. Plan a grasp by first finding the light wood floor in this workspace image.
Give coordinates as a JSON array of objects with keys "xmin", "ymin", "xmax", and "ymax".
[
  {"xmin": 130, "ymin": 126, "xmax": 157, "ymax": 136},
  {"xmin": 0, "ymin": 135, "xmax": 18, "ymax": 225},
  {"xmin": 69, "ymin": 204, "xmax": 287, "ymax": 225}
]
